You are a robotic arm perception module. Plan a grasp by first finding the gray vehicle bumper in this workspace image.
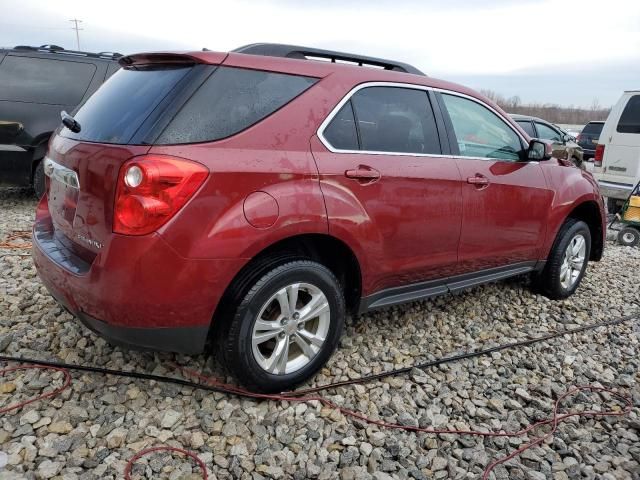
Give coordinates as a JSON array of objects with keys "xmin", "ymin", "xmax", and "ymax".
[{"xmin": 598, "ymin": 180, "xmax": 634, "ymax": 200}]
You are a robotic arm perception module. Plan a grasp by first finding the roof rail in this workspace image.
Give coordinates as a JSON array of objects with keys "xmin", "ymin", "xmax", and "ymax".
[
  {"xmin": 233, "ymin": 43, "xmax": 425, "ymax": 76},
  {"xmin": 12, "ymin": 44, "xmax": 122, "ymax": 60}
]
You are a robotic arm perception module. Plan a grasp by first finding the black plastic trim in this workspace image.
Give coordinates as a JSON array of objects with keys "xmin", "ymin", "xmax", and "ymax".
[
  {"xmin": 359, "ymin": 261, "xmax": 538, "ymax": 313},
  {"xmin": 234, "ymin": 43, "xmax": 426, "ymax": 76}
]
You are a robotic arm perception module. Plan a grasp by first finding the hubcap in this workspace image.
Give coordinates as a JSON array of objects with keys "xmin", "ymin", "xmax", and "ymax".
[
  {"xmin": 560, "ymin": 234, "xmax": 586, "ymax": 289},
  {"xmin": 251, "ymin": 283, "xmax": 330, "ymax": 375},
  {"xmin": 622, "ymin": 232, "xmax": 636, "ymax": 244}
]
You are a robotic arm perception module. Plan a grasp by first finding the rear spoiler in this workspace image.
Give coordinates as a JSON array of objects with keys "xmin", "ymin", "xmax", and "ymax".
[{"xmin": 119, "ymin": 51, "xmax": 228, "ymax": 67}]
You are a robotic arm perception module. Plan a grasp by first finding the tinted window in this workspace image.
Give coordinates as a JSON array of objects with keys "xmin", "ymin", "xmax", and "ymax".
[
  {"xmin": 617, "ymin": 95, "xmax": 640, "ymax": 134},
  {"xmin": 516, "ymin": 120, "xmax": 535, "ymax": 137},
  {"xmin": 0, "ymin": 55, "xmax": 96, "ymax": 105},
  {"xmin": 582, "ymin": 122, "xmax": 604, "ymax": 134},
  {"xmin": 157, "ymin": 67, "xmax": 316, "ymax": 144},
  {"xmin": 350, "ymin": 87, "xmax": 440, "ymax": 154},
  {"xmin": 323, "ymin": 101, "xmax": 358, "ymax": 150},
  {"xmin": 442, "ymin": 94, "xmax": 522, "ymax": 161},
  {"xmin": 105, "ymin": 62, "xmax": 120, "ymax": 79},
  {"xmin": 535, "ymin": 122, "xmax": 562, "ymax": 142},
  {"xmin": 62, "ymin": 65, "xmax": 191, "ymax": 144}
]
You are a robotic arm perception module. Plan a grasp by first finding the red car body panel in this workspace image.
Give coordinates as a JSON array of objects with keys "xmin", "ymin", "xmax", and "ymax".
[{"xmin": 32, "ymin": 48, "xmax": 606, "ymax": 355}]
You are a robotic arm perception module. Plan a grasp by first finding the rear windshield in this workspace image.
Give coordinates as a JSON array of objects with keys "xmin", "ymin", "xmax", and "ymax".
[
  {"xmin": 0, "ymin": 55, "xmax": 96, "ymax": 105},
  {"xmin": 62, "ymin": 65, "xmax": 191, "ymax": 144},
  {"xmin": 62, "ymin": 65, "xmax": 316, "ymax": 145},
  {"xmin": 582, "ymin": 122, "xmax": 604, "ymax": 134},
  {"xmin": 156, "ymin": 67, "xmax": 317, "ymax": 144},
  {"xmin": 617, "ymin": 95, "xmax": 640, "ymax": 134}
]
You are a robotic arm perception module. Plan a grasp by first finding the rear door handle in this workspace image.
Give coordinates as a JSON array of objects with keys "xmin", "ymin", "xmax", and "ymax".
[
  {"xmin": 467, "ymin": 174, "xmax": 490, "ymax": 188},
  {"xmin": 345, "ymin": 165, "xmax": 381, "ymax": 182}
]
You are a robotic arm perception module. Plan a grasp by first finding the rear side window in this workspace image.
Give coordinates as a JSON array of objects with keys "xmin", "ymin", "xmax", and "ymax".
[
  {"xmin": 582, "ymin": 122, "xmax": 604, "ymax": 135},
  {"xmin": 442, "ymin": 93, "xmax": 522, "ymax": 161},
  {"xmin": 63, "ymin": 65, "xmax": 191, "ymax": 144},
  {"xmin": 157, "ymin": 67, "xmax": 316, "ymax": 144},
  {"xmin": 617, "ymin": 95, "xmax": 640, "ymax": 134},
  {"xmin": 349, "ymin": 86, "xmax": 440, "ymax": 154},
  {"xmin": 323, "ymin": 101, "xmax": 359, "ymax": 150},
  {"xmin": 516, "ymin": 120, "xmax": 535, "ymax": 137},
  {"xmin": 0, "ymin": 55, "xmax": 96, "ymax": 105}
]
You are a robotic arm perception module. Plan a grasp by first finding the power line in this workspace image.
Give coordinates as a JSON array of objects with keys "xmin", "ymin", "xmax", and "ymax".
[{"xmin": 69, "ymin": 18, "xmax": 83, "ymax": 50}]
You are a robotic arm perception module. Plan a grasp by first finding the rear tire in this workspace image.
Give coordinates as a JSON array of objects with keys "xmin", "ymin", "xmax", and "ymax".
[
  {"xmin": 33, "ymin": 160, "xmax": 46, "ymax": 199},
  {"xmin": 618, "ymin": 227, "xmax": 640, "ymax": 247},
  {"xmin": 220, "ymin": 260, "xmax": 345, "ymax": 393},
  {"xmin": 534, "ymin": 219, "xmax": 591, "ymax": 300}
]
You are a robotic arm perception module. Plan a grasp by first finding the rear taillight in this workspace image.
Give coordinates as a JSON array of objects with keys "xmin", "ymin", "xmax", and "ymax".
[
  {"xmin": 594, "ymin": 144, "xmax": 605, "ymax": 167},
  {"xmin": 114, "ymin": 155, "xmax": 208, "ymax": 235}
]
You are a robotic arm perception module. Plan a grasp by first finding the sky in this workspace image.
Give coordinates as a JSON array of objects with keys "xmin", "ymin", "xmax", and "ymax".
[{"xmin": 1, "ymin": 0, "xmax": 638, "ymax": 108}]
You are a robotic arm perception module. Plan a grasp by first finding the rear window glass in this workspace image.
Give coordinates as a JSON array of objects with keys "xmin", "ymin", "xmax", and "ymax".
[
  {"xmin": 617, "ymin": 95, "xmax": 640, "ymax": 134},
  {"xmin": 156, "ymin": 67, "xmax": 316, "ymax": 144},
  {"xmin": 350, "ymin": 86, "xmax": 441, "ymax": 154},
  {"xmin": 323, "ymin": 101, "xmax": 359, "ymax": 150},
  {"xmin": 62, "ymin": 65, "xmax": 191, "ymax": 144},
  {"xmin": 0, "ymin": 55, "xmax": 96, "ymax": 105},
  {"xmin": 516, "ymin": 120, "xmax": 535, "ymax": 137},
  {"xmin": 582, "ymin": 122, "xmax": 604, "ymax": 134}
]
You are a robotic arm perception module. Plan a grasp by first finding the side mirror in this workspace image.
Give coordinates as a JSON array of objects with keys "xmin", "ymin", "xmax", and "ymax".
[{"xmin": 527, "ymin": 139, "xmax": 552, "ymax": 161}]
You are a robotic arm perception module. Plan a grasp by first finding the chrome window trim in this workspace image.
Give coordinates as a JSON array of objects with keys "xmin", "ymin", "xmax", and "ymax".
[
  {"xmin": 43, "ymin": 157, "xmax": 80, "ymax": 190},
  {"xmin": 316, "ymin": 81, "xmax": 528, "ymax": 161}
]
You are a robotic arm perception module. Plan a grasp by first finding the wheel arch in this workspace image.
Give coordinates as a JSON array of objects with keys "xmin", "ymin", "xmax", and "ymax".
[
  {"xmin": 208, "ymin": 233, "xmax": 363, "ymax": 345},
  {"xmin": 566, "ymin": 200, "xmax": 604, "ymax": 261}
]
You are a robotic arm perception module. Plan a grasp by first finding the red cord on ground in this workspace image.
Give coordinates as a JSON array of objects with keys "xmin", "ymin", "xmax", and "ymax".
[
  {"xmin": 123, "ymin": 446, "xmax": 208, "ymax": 480},
  {"xmin": 176, "ymin": 365, "xmax": 632, "ymax": 480},
  {"xmin": 0, "ymin": 364, "xmax": 72, "ymax": 414}
]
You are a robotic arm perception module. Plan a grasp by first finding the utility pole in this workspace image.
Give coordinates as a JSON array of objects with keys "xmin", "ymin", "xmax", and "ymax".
[{"xmin": 69, "ymin": 19, "xmax": 83, "ymax": 50}]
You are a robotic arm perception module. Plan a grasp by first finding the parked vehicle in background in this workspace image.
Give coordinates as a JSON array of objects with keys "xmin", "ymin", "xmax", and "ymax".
[
  {"xmin": 510, "ymin": 114, "xmax": 584, "ymax": 167},
  {"xmin": 593, "ymin": 91, "xmax": 640, "ymax": 213},
  {"xmin": 33, "ymin": 43, "xmax": 606, "ymax": 392},
  {"xmin": 578, "ymin": 121, "xmax": 605, "ymax": 160},
  {"xmin": 0, "ymin": 45, "xmax": 121, "ymax": 197}
]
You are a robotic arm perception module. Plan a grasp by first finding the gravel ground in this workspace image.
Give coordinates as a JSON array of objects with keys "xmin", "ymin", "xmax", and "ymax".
[{"xmin": 0, "ymin": 186, "xmax": 639, "ymax": 480}]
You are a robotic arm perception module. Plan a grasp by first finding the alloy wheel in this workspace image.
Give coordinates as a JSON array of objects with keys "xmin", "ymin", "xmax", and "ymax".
[
  {"xmin": 560, "ymin": 233, "xmax": 586, "ymax": 289},
  {"xmin": 251, "ymin": 282, "xmax": 330, "ymax": 375}
]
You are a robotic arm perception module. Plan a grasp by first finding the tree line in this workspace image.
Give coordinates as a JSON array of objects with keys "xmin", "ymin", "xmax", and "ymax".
[{"xmin": 479, "ymin": 89, "xmax": 610, "ymax": 125}]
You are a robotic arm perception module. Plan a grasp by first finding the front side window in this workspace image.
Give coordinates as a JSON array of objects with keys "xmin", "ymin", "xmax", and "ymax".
[
  {"xmin": 350, "ymin": 87, "xmax": 440, "ymax": 154},
  {"xmin": 535, "ymin": 122, "xmax": 562, "ymax": 142},
  {"xmin": 617, "ymin": 95, "xmax": 640, "ymax": 134},
  {"xmin": 442, "ymin": 94, "xmax": 522, "ymax": 161}
]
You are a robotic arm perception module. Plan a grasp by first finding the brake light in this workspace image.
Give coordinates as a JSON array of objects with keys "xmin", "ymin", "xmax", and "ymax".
[
  {"xmin": 594, "ymin": 144, "xmax": 605, "ymax": 167},
  {"xmin": 114, "ymin": 155, "xmax": 208, "ymax": 235}
]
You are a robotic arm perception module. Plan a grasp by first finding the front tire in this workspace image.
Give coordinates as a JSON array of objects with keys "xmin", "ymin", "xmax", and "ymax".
[
  {"xmin": 534, "ymin": 219, "xmax": 591, "ymax": 300},
  {"xmin": 220, "ymin": 260, "xmax": 345, "ymax": 393}
]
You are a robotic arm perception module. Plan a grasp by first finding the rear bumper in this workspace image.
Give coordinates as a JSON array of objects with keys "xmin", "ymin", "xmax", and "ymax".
[
  {"xmin": 597, "ymin": 180, "xmax": 634, "ymax": 201},
  {"xmin": 32, "ymin": 197, "xmax": 246, "ymax": 355}
]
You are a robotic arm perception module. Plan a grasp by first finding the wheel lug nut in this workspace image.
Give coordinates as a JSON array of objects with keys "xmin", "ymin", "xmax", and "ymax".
[
  {"xmin": 293, "ymin": 312, "xmax": 300, "ymax": 320},
  {"xmin": 279, "ymin": 332, "xmax": 285, "ymax": 338}
]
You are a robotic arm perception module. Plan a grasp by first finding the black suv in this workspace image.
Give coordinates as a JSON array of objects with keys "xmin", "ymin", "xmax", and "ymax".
[
  {"xmin": 0, "ymin": 45, "xmax": 121, "ymax": 197},
  {"xmin": 577, "ymin": 121, "xmax": 605, "ymax": 160}
]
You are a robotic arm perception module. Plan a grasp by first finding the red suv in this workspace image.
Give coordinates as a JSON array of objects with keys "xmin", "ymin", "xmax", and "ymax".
[{"xmin": 33, "ymin": 44, "xmax": 605, "ymax": 392}]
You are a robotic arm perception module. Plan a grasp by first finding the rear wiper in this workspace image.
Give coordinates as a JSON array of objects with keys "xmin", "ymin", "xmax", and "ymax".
[{"xmin": 61, "ymin": 111, "xmax": 81, "ymax": 133}]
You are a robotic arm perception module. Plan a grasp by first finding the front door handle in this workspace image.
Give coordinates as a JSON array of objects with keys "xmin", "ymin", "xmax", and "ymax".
[
  {"xmin": 345, "ymin": 165, "xmax": 381, "ymax": 182},
  {"xmin": 467, "ymin": 174, "xmax": 490, "ymax": 188}
]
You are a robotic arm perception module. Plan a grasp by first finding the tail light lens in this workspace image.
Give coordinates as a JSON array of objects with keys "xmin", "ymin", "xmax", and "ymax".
[
  {"xmin": 594, "ymin": 144, "xmax": 605, "ymax": 167},
  {"xmin": 114, "ymin": 155, "xmax": 208, "ymax": 235}
]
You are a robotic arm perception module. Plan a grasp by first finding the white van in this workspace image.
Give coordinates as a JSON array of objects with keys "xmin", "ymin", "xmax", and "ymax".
[{"xmin": 593, "ymin": 91, "xmax": 640, "ymax": 212}]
